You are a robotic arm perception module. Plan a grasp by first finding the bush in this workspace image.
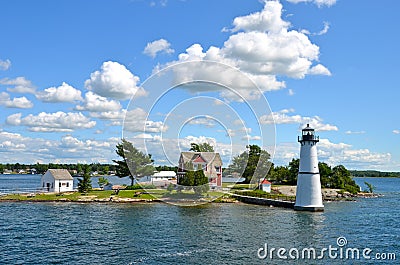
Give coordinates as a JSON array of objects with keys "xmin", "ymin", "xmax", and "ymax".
[
  {"xmin": 125, "ymin": 184, "xmax": 156, "ymax": 190},
  {"xmin": 344, "ymin": 184, "xmax": 359, "ymax": 195}
]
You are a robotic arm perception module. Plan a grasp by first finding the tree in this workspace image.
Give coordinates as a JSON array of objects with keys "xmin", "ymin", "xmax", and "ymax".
[
  {"xmin": 319, "ymin": 162, "xmax": 332, "ymax": 188},
  {"xmin": 167, "ymin": 183, "xmax": 174, "ymax": 193},
  {"xmin": 113, "ymin": 139, "xmax": 155, "ymax": 186},
  {"xmin": 268, "ymin": 165, "xmax": 290, "ymax": 184},
  {"xmin": 193, "ymin": 170, "xmax": 210, "ymax": 195},
  {"xmin": 98, "ymin": 176, "xmax": 110, "ymax": 189},
  {"xmin": 189, "ymin": 142, "xmax": 214, "ymax": 152},
  {"xmin": 287, "ymin": 158, "xmax": 300, "ymax": 185},
  {"xmin": 78, "ymin": 165, "xmax": 92, "ymax": 193},
  {"xmin": 226, "ymin": 145, "xmax": 271, "ymax": 184},
  {"xmin": 364, "ymin": 181, "xmax": 375, "ymax": 193}
]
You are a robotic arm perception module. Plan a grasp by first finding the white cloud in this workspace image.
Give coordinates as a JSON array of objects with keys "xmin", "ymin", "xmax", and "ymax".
[
  {"xmin": 0, "ymin": 76, "xmax": 36, "ymax": 93},
  {"xmin": 143, "ymin": 39, "xmax": 175, "ymax": 58},
  {"xmin": 36, "ymin": 82, "xmax": 83, "ymax": 103},
  {"xmin": 393, "ymin": 130, "xmax": 400, "ymax": 134},
  {"xmin": 0, "ymin": 130, "xmax": 121, "ymax": 164},
  {"xmin": 259, "ymin": 109, "xmax": 338, "ymax": 131},
  {"xmin": 308, "ymin": 64, "xmax": 331, "ymax": 76},
  {"xmin": 6, "ymin": 111, "xmax": 96, "ymax": 132},
  {"xmin": 242, "ymin": 135, "xmax": 262, "ymax": 141},
  {"xmin": 0, "ymin": 92, "xmax": 33, "ymax": 109},
  {"xmin": 187, "ymin": 116, "xmax": 216, "ymax": 128},
  {"xmin": 0, "ymin": 59, "xmax": 11, "ymax": 70},
  {"xmin": 124, "ymin": 108, "xmax": 167, "ymax": 133},
  {"xmin": 345, "ymin": 130, "xmax": 366, "ymax": 135},
  {"xmin": 229, "ymin": 1, "xmax": 290, "ymax": 33},
  {"xmin": 288, "ymin": 88, "xmax": 295, "ymax": 96},
  {"xmin": 76, "ymin": 91, "xmax": 121, "ymax": 112},
  {"xmin": 286, "ymin": 0, "xmax": 336, "ymax": 8},
  {"xmin": 273, "ymin": 138, "xmax": 394, "ymax": 170},
  {"xmin": 85, "ymin": 61, "xmax": 146, "ymax": 100},
  {"xmin": 160, "ymin": 1, "xmax": 330, "ymax": 101}
]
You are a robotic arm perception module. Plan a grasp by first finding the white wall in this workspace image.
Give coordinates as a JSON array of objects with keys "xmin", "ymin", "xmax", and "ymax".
[{"xmin": 40, "ymin": 171, "xmax": 73, "ymax": 192}]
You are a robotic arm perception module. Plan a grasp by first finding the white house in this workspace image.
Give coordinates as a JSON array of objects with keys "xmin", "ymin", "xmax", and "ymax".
[
  {"xmin": 41, "ymin": 169, "xmax": 74, "ymax": 193},
  {"xmin": 260, "ymin": 179, "xmax": 271, "ymax": 193},
  {"xmin": 152, "ymin": 171, "xmax": 176, "ymax": 182}
]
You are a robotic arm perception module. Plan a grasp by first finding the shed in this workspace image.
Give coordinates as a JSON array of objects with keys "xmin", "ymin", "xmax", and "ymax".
[
  {"xmin": 152, "ymin": 171, "xmax": 176, "ymax": 182},
  {"xmin": 41, "ymin": 169, "xmax": 74, "ymax": 193},
  {"xmin": 260, "ymin": 179, "xmax": 271, "ymax": 193}
]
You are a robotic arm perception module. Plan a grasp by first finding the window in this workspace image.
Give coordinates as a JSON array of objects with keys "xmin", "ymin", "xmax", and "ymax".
[{"xmin": 66, "ymin": 182, "xmax": 69, "ymax": 187}]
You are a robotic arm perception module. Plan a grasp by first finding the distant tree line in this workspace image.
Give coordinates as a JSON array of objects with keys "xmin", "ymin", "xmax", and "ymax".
[
  {"xmin": 0, "ymin": 163, "xmax": 117, "ymax": 175},
  {"xmin": 350, "ymin": 170, "xmax": 400, "ymax": 178}
]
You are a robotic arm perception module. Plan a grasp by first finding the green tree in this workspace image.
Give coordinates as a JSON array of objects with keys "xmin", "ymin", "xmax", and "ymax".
[
  {"xmin": 113, "ymin": 139, "xmax": 155, "ymax": 186},
  {"xmin": 167, "ymin": 183, "xmax": 174, "ymax": 193},
  {"xmin": 98, "ymin": 176, "xmax": 110, "ymax": 189},
  {"xmin": 189, "ymin": 142, "xmax": 214, "ymax": 152},
  {"xmin": 364, "ymin": 181, "xmax": 375, "ymax": 193},
  {"xmin": 226, "ymin": 145, "xmax": 271, "ymax": 184},
  {"xmin": 331, "ymin": 165, "xmax": 360, "ymax": 193},
  {"xmin": 268, "ymin": 165, "xmax": 290, "ymax": 184},
  {"xmin": 180, "ymin": 170, "xmax": 195, "ymax": 187},
  {"xmin": 318, "ymin": 162, "xmax": 332, "ymax": 188},
  {"xmin": 287, "ymin": 158, "xmax": 300, "ymax": 185},
  {"xmin": 78, "ymin": 165, "xmax": 92, "ymax": 193},
  {"xmin": 193, "ymin": 170, "xmax": 210, "ymax": 195}
]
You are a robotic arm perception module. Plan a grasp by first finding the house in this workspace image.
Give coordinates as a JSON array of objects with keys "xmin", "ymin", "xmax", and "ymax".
[
  {"xmin": 152, "ymin": 171, "xmax": 176, "ymax": 182},
  {"xmin": 41, "ymin": 169, "xmax": 74, "ymax": 192},
  {"xmin": 260, "ymin": 179, "xmax": 271, "ymax": 193},
  {"xmin": 151, "ymin": 171, "xmax": 177, "ymax": 188},
  {"xmin": 177, "ymin": 152, "xmax": 223, "ymax": 188}
]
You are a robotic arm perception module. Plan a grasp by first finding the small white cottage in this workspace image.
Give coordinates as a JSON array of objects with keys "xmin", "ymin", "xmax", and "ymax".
[
  {"xmin": 41, "ymin": 169, "xmax": 74, "ymax": 193},
  {"xmin": 260, "ymin": 179, "xmax": 272, "ymax": 193}
]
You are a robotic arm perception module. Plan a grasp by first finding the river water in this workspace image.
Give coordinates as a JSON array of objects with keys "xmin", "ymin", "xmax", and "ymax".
[{"xmin": 0, "ymin": 176, "xmax": 399, "ymax": 264}]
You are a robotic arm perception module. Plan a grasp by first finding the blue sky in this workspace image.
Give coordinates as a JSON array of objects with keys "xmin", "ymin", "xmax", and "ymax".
[{"xmin": 0, "ymin": 0, "xmax": 399, "ymax": 171}]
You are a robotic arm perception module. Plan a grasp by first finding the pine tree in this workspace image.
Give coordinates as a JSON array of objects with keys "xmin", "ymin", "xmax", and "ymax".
[{"xmin": 78, "ymin": 165, "xmax": 92, "ymax": 193}]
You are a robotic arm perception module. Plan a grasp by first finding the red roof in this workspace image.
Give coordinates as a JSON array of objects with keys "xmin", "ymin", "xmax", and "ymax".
[
  {"xmin": 261, "ymin": 179, "xmax": 271, "ymax": 185},
  {"xmin": 193, "ymin": 154, "xmax": 206, "ymax": 163}
]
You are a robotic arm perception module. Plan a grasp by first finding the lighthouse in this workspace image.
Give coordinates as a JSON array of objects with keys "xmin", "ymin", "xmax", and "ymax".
[{"xmin": 294, "ymin": 124, "xmax": 324, "ymax": 212}]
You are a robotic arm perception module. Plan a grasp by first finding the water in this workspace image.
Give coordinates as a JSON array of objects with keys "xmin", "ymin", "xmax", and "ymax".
[
  {"xmin": 0, "ymin": 174, "xmax": 131, "ymax": 192},
  {"xmin": 0, "ymin": 177, "xmax": 399, "ymax": 264}
]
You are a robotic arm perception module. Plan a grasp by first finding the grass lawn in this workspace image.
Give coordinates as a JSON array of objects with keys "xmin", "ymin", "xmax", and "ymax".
[{"xmin": 0, "ymin": 188, "xmax": 228, "ymax": 202}]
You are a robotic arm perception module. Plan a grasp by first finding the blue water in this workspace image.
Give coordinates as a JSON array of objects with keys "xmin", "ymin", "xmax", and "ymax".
[
  {"xmin": 0, "ymin": 174, "xmax": 131, "ymax": 191},
  {"xmin": 0, "ymin": 177, "xmax": 399, "ymax": 264}
]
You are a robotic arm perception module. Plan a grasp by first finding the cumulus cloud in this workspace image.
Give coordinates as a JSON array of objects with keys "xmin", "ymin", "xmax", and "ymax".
[
  {"xmin": 0, "ymin": 92, "xmax": 33, "ymax": 109},
  {"xmin": 76, "ymin": 91, "xmax": 121, "ymax": 112},
  {"xmin": 160, "ymin": 1, "xmax": 330, "ymax": 101},
  {"xmin": 259, "ymin": 109, "xmax": 338, "ymax": 131},
  {"xmin": 36, "ymin": 82, "xmax": 83, "ymax": 103},
  {"xmin": 273, "ymin": 138, "xmax": 393, "ymax": 170},
  {"xmin": 286, "ymin": 0, "xmax": 336, "ymax": 8},
  {"xmin": 85, "ymin": 61, "xmax": 146, "ymax": 100},
  {"xmin": 0, "ymin": 131, "xmax": 120, "ymax": 164},
  {"xmin": 143, "ymin": 39, "xmax": 175, "ymax": 58},
  {"xmin": 0, "ymin": 59, "xmax": 11, "ymax": 70},
  {"xmin": 6, "ymin": 111, "xmax": 96, "ymax": 132},
  {"xmin": 124, "ymin": 108, "xmax": 167, "ymax": 133},
  {"xmin": 393, "ymin": 130, "xmax": 400, "ymax": 134},
  {"xmin": 0, "ymin": 76, "xmax": 36, "ymax": 94}
]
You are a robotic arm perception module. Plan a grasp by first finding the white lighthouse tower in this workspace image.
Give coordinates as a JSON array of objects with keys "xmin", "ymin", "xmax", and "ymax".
[{"xmin": 294, "ymin": 124, "xmax": 324, "ymax": 212}]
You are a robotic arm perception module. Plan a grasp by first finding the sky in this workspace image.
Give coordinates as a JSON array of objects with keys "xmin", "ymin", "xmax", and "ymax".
[{"xmin": 1, "ymin": 0, "xmax": 399, "ymax": 171}]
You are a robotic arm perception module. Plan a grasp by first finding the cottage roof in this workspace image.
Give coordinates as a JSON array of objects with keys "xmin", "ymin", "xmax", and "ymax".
[
  {"xmin": 180, "ymin": 152, "xmax": 222, "ymax": 165},
  {"xmin": 153, "ymin": 171, "xmax": 176, "ymax": 177},
  {"xmin": 261, "ymin": 179, "xmax": 271, "ymax": 185},
  {"xmin": 47, "ymin": 169, "xmax": 73, "ymax": 180}
]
